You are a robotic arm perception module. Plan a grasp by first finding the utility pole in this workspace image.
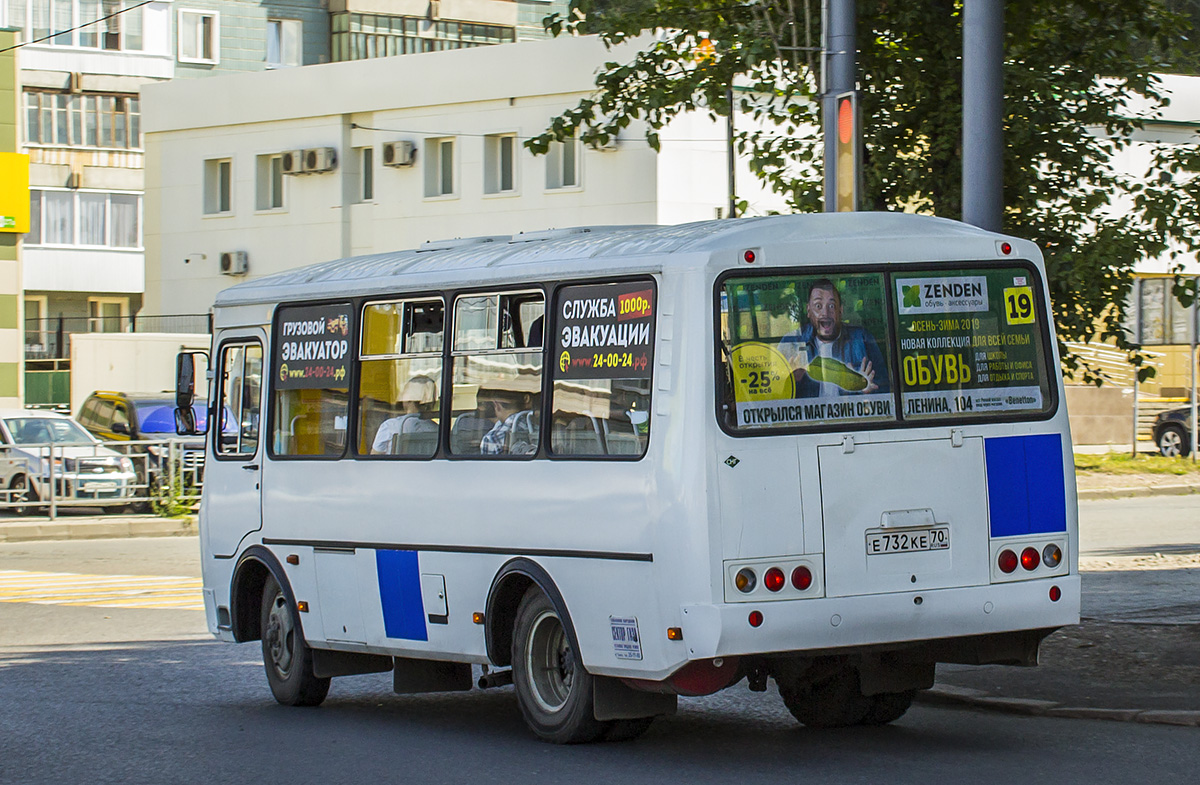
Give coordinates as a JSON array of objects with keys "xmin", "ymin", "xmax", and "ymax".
[
  {"xmin": 823, "ymin": 0, "xmax": 857, "ymax": 212},
  {"xmin": 962, "ymin": 0, "xmax": 1004, "ymax": 230}
]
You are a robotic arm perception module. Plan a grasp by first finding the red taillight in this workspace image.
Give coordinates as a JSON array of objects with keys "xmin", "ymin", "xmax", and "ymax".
[
  {"xmin": 743, "ymin": 249, "xmax": 756, "ymax": 263},
  {"xmin": 1000, "ymin": 242, "xmax": 1012, "ymax": 255},
  {"xmin": 764, "ymin": 567, "xmax": 785, "ymax": 592},
  {"xmin": 791, "ymin": 565, "xmax": 813, "ymax": 591},
  {"xmin": 748, "ymin": 610, "xmax": 763, "ymax": 628},
  {"xmin": 1049, "ymin": 585, "xmax": 1062, "ymax": 602},
  {"xmin": 1021, "ymin": 547, "xmax": 1040, "ymax": 571},
  {"xmin": 998, "ymin": 549, "xmax": 1018, "ymax": 574}
]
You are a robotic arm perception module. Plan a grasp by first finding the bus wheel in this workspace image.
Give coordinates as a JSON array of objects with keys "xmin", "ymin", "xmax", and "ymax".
[
  {"xmin": 859, "ymin": 690, "xmax": 916, "ymax": 725},
  {"xmin": 260, "ymin": 574, "xmax": 330, "ymax": 707},
  {"xmin": 778, "ymin": 667, "xmax": 873, "ymax": 728},
  {"xmin": 512, "ymin": 587, "xmax": 608, "ymax": 744}
]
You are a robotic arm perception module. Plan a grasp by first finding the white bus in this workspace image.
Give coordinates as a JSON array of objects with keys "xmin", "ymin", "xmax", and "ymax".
[{"xmin": 178, "ymin": 214, "xmax": 1079, "ymax": 743}]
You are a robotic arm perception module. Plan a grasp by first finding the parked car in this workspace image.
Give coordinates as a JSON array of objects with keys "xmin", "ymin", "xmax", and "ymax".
[
  {"xmin": 76, "ymin": 391, "xmax": 210, "ymax": 493},
  {"xmin": 0, "ymin": 409, "xmax": 138, "ymax": 513},
  {"xmin": 1153, "ymin": 405, "xmax": 1195, "ymax": 457}
]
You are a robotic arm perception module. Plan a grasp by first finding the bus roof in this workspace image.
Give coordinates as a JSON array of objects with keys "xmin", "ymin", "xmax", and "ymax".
[{"xmin": 213, "ymin": 213, "xmax": 1025, "ymax": 309}]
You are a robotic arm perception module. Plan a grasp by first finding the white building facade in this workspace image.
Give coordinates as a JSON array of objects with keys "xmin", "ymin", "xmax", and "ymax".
[{"xmin": 143, "ymin": 34, "xmax": 785, "ymax": 315}]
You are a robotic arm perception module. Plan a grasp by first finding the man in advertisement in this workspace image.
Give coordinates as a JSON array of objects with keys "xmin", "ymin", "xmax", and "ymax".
[{"xmin": 778, "ymin": 278, "xmax": 890, "ymax": 397}]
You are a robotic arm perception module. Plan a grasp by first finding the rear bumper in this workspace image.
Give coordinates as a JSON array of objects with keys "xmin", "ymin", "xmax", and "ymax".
[{"xmin": 679, "ymin": 575, "xmax": 1081, "ymax": 663}]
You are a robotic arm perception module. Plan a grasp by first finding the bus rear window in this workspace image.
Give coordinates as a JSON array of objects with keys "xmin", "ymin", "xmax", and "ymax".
[
  {"xmin": 720, "ymin": 272, "xmax": 896, "ymax": 430},
  {"xmin": 719, "ymin": 265, "xmax": 1054, "ymax": 432},
  {"xmin": 894, "ymin": 267, "xmax": 1053, "ymax": 421}
]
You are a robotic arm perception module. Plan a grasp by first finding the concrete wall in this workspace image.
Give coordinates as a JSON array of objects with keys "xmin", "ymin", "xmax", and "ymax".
[
  {"xmin": 69, "ymin": 332, "xmax": 211, "ymax": 415},
  {"xmin": 1065, "ymin": 385, "xmax": 1136, "ymax": 447}
]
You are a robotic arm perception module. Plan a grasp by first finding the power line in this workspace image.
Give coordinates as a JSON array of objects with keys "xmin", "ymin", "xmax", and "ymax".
[{"xmin": 0, "ymin": 0, "xmax": 155, "ymax": 54}]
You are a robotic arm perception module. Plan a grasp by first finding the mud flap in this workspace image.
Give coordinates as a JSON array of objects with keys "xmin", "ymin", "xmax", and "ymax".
[{"xmin": 593, "ymin": 676, "xmax": 678, "ymax": 721}]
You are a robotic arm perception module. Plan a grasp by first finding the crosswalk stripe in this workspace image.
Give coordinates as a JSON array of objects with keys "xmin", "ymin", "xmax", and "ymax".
[{"xmin": 0, "ymin": 569, "xmax": 204, "ymax": 611}]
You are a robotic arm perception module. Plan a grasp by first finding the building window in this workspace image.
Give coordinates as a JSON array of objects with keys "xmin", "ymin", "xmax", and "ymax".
[
  {"xmin": 7, "ymin": 0, "xmax": 145, "ymax": 50},
  {"xmin": 24, "ymin": 91, "xmax": 141, "ymax": 149},
  {"xmin": 25, "ymin": 189, "xmax": 141, "ymax": 248},
  {"xmin": 88, "ymin": 297, "xmax": 129, "ymax": 333},
  {"xmin": 266, "ymin": 18, "xmax": 302, "ymax": 68},
  {"xmin": 545, "ymin": 134, "xmax": 580, "ymax": 190},
  {"xmin": 178, "ymin": 9, "xmax": 219, "ymax": 63},
  {"xmin": 484, "ymin": 133, "xmax": 517, "ymax": 194},
  {"xmin": 204, "ymin": 158, "xmax": 232, "ymax": 215},
  {"xmin": 424, "ymin": 138, "xmax": 455, "ymax": 197},
  {"xmin": 359, "ymin": 146, "xmax": 374, "ymax": 201},
  {"xmin": 256, "ymin": 154, "xmax": 285, "ymax": 211},
  {"xmin": 24, "ymin": 296, "xmax": 49, "ymax": 354},
  {"xmin": 330, "ymin": 12, "xmax": 515, "ymax": 62}
]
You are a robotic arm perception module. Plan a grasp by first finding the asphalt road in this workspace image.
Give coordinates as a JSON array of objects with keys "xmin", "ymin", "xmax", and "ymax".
[{"xmin": 0, "ymin": 496, "xmax": 1196, "ymax": 784}]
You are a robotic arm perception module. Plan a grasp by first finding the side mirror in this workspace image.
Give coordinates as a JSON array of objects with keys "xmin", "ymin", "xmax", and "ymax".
[
  {"xmin": 112, "ymin": 422, "xmax": 130, "ymax": 436},
  {"xmin": 175, "ymin": 407, "xmax": 198, "ymax": 436},
  {"xmin": 176, "ymin": 352, "xmax": 197, "ymax": 410},
  {"xmin": 175, "ymin": 350, "xmax": 209, "ymax": 436}
]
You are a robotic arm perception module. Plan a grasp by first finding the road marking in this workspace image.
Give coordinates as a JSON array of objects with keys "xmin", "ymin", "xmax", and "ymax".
[{"xmin": 0, "ymin": 570, "xmax": 204, "ymax": 611}]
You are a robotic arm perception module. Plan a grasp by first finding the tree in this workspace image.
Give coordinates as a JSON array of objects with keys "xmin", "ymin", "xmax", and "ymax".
[{"xmin": 530, "ymin": 1, "xmax": 1200, "ymax": 382}]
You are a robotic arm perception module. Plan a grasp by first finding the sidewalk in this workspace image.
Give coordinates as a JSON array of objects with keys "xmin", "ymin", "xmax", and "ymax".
[{"xmin": 0, "ymin": 511, "xmax": 196, "ymax": 543}]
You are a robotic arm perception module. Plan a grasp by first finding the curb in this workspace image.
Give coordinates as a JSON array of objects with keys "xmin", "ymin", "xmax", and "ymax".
[
  {"xmin": 1077, "ymin": 483, "xmax": 1200, "ymax": 500},
  {"xmin": 0, "ymin": 516, "xmax": 197, "ymax": 543},
  {"xmin": 918, "ymin": 686, "xmax": 1200, "ymax": 726}
]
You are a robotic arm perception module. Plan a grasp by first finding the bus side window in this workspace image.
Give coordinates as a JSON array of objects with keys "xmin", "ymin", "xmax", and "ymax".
[
  {"xmin": 216, "ymin": 342, "xmax": 263, "ymax": 457},
  {"xmin": 548, "ymin": 280, "xmax": 655, "ymax": 459},
  {"xmin": 270, "ymin": 304, "xmax": 352, "ymax": 458},
  {"xmin": 450, "ymin": 291, "xmax": 544, "ymax": 457},
  {"xmin": 358, "ymin": 297, "xmax": 444, "ymax": 458}
]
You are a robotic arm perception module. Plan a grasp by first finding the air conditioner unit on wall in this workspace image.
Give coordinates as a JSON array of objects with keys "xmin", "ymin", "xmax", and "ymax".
[
  {"xmin": 281, "ymin": 150, "xmax": 304, "ymax": 175},
  {"xmin": 220, "ymin": 251, "xmax": 249, "ymax": 276},
  {"xmin": 382, "ymin": 141, "xmax": 416, "ymax": 168},
  {"xmin": 303, "ymin": 147, "xmax": 337, "ymax": 174}
]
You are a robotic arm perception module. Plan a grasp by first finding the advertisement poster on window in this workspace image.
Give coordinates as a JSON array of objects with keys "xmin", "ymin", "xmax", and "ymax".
[
  {"xmin": 275, "ymin": 303, "xmax": 353, "ymax": 390},
  {"xmin": 554, "ymin": 282, "xmax": 655, "ymax": 381},
  {"xmin": 894, "ymin": 268, "xmax": 1049, "ymax": 419},
  {"xmin": 723, "ymin": 273, "xmax": 895, "ymax": 428}
]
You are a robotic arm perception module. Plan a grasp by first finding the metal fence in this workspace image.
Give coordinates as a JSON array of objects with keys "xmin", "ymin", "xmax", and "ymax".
[
  {"xmin": 25, "ymin": 314, "xmax": 212, "ymax": 360},
  {"xmin": 0, "ymin": 438, "xmax": 204, "ymax": 519}
]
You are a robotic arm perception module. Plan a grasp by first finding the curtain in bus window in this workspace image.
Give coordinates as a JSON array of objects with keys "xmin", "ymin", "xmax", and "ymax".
[
  {"xmin": 549, "ymin": 280, "xmax": 655, "ymax": 457},
  {"xmin": 449, "ymin": 292, "xmax": 543, "ymax": 456},
  {"xmin": 272, "ymin": 303, "xmax": 353, "ymax": 457},
  {"xmin": 358, "ymin": 298, "xmax": 444, "ymax": 457},
  {"xmin": 719, "ymin": 273, "xmax": 896, "ymax": 430}
]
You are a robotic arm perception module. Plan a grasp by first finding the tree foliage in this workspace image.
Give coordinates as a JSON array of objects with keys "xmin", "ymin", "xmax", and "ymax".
[{"xmin": 531, "ymin": 1, "xmax": 1200, "ymax": 383}]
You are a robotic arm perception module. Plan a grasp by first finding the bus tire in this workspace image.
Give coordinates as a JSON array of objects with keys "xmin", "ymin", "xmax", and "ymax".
[
  {"xmin": 260, "ymin": 573, "xmax": 330, "ymax": 707},
  {"xmin": 778, "ymin": 667, "xmax": 873, "ymax": 728},
  {"xmin": 859, "ymin": 690, "xmax": 916, "ymax": 725},
  {"xmin": 512, "ymin": 587, "xmax": 608, "ymax": 744}
]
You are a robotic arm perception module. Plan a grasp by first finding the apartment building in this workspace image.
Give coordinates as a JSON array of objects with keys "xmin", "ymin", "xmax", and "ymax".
[{"xmin": 142, "ymin": 34, "xmax": 784, "ymax": 315}]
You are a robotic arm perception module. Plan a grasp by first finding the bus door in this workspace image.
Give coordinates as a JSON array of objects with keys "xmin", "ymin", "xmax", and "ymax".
[{"xmin": 204, "ymin": 333, "xmax": 265, "ymax": 558}]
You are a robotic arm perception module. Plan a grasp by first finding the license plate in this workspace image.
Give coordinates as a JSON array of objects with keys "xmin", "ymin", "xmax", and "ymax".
[
  {"xmin": 82, "ymin": 481, "xmax": 118, "ymax": 490},
  {"xmin": 866, "ymin": 526, "xmax": 950, "ymax": 555}
]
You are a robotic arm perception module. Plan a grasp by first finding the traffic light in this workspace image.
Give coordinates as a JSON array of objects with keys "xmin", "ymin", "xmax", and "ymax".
[{"xmin": 834, "ymin": 92, "xmax": 857, "ymax": 212}]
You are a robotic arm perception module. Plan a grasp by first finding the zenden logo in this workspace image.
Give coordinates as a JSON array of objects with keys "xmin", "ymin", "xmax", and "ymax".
[{"xmin": 896, "ymin": 276, "xmax": 989, "ymax": 315}]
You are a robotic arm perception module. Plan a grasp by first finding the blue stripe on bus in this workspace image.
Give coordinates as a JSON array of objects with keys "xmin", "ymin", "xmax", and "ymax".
[
  {"xmin": 985, "ymin": 434, "xmax": 1067, "ymax": 538},
  {"xmin": 376, "ymin": 549, "xmax": 428, "ymax": 641}
]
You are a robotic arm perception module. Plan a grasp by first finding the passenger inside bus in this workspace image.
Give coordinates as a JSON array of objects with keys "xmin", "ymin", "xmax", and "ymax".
[
  {"xmin": 478, "ymin": 379, "xmax": 540, "ymax": 455},
  {"xmin": 371, "ymin": 375, "xmax": 439, "ymax": 454}
]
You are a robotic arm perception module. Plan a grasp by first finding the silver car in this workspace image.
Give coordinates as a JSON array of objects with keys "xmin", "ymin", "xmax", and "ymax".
[{"xmin": 0, "ymin": 409, "xmax": 138, "ymax": 514}]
